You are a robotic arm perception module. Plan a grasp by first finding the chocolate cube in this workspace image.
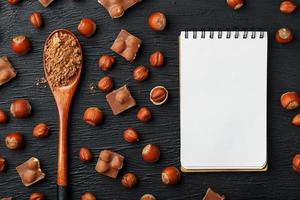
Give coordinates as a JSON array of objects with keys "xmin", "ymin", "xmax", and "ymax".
[
  {"xmin": 39, "ymin": 0, "xmax": 54, "ymax": 7},
  {"xmin": 95, "ymin": 150, "xmax": 124, "ymax": 178},
  {"xmin": 0, "ymin": 56, "xmax": 16, "ymax": 86},
  {"xmin": 98, "ymin": 0, "xmax": 141, "ymax": 18},
  {"xmin": 202, "ymin": 188, "xmax": 225, "ymax": 200}
]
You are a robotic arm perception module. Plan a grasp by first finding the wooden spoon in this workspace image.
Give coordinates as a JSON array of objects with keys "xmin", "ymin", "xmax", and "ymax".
[{"xmin": 43, "ymin": 29, "xmax": 83, "ymax": 200}]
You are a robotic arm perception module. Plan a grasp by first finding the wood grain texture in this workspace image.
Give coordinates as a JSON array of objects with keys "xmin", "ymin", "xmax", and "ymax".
[{"xmin": 0, "ymin": 0, "xmax": 299, "ymax": 199}]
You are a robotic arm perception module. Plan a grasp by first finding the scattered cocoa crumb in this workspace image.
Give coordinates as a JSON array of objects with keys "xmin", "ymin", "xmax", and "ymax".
[
  {"xmin": 36, "ymin": 77, "xmax": 47, "ymax": 88},
  {"xmin": 88, "ymin": 82, "xmax": 97, "ymax": 94},
  {"xmin": 44, "ymin": 31, "xmax": 82, "ymax": 87}
]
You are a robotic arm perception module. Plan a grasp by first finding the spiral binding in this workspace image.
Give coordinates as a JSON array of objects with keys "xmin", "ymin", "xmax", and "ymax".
[{"xmin": 184, "ymin": 31, "xmax": 265, "ymax": 39}]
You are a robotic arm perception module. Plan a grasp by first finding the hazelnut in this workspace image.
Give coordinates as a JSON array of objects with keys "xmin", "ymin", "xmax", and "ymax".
[
  {"xmin": 280, "ymin": 1, "xmax": 297, "ymax": 14},
  {"xmin": 140, "ymin": 194, "xmax": 157, "ymax": 200},
  {"xmin": 81, "ymin": 192, "xmax": 96, "ymax": 200},
  {"xmin": 275, "ymin": 28, "xmax": 293, "ymax": 44},
  {"xmin": 292, "ymin": 154, "xmax": 300, "ymax": 172},
  {"xmin": 5, "ymin": 132, "xmax": 24, "ymax": 150},
  {"xmin": 11, "ymin": 35, "xmax": 31, "ymax": 55},
  {"xmin": 83, "ymin": 107, "xmax": 103, "ymax": 126},
  {"xmin": 78, "ymin": 18, "xmax": 96, "ymax": 38},
  {"xmin": 0, "ymin": 110, "xmax": 8, "ymax": 124},
  {"xmin": 148, "ymin": 12, "xmax": 167, "ymax": 31},
  {"xmin": 116, "ymin": 90, "xmax": 129, "ymax": 104},
  {"xmin": 98, "ymin": 76, "xmax": 114, "ymax": 93},
  {"xmin": 29, "ymin": 192, "xmax": 44, "ymax": 200},
  {"xmin": 99, "ymin": 55, "xmax": 115, "ymax": 71},
  {"xmin": 142, "ymin": 144, "xmax": 160, "ymax": 163},
  {"xmin": 149, "ymin": 51, "xmax": 164, "ymax": 67},
  {"xmin": 121, "ymin": 172, "xmax": 138, "ymax": 189},
  {"xmin": 150, "ymin": 86, "xmax": 168, "ymax": 105},
  {"xmin": 137, "ymin": 107, "xmax": 152, "ymax": 123},
  {"xmin": 292, "ymin": 114, "xmax": 300, "ymax": 126},
  {"xmin": 133, "ymin": 65, "xmax": 149, "ymax": 82},
  {"xmin": 79, "ymin": 147, "xmax": 93, "ymax": 162},
  {"xmin": 123, "ymin": 128, "xmax": 139, "ymax": 143},
  {"xmin": 7, "ymin": 0, "xmax": 20, "ymax": 5},
  {"xmin": 280, "ymin": 92, "xmax": 300, "ymax": 110},
  {"xmin": 227, "ymin": 0, "xmax": 245, "ymax": 10},
  {"xmin": 29, "ymin": 12, "xmax": 43, "ymax": 29},
  {"xmin": 161, "ymin": 166, "xmax": 181, "ymax": 185},
  {"xmin": 10, "ymin": 99, "xmax": 32, "ymax": 118},
  {"xmin": 33, "ymin": 123, "xmax": 49, "ymax": 138},
  {"xmin": 0, "ymin": 156, "xmax": 6, "ymax": 172},
  {"xmin": 23, "ymin": 170, "xmax": 37, "ymax": 184}
]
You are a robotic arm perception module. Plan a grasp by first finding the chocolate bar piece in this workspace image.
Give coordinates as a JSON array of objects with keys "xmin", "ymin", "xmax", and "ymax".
[
  {"xmin": 98, "ymin": 0, "xmax": 141, "ymax": 18},
  {"xmin": 16, "ymin": 157, "xmax": 45, "ymax": 187},
  {"xmin": 39, "ymin": 0, "xmax": 54, "ymax": 7},
  {"xmin": 111, "ymin": 29, "xmax": 141, "ymax": 62},
  {"xmin": 106, "ymin": 85, "xmax": 136, "ymax": 115},
  {"xmin": 202, "ymin": 188, "xmax": 225, "ymax": 200},
  {"xmin": 95, "ymin": 150, "xmax": 124, "ymax": 178},
  {"xmin": 0, "ymin": 56, "xmax": 16, "ymax": 86}
]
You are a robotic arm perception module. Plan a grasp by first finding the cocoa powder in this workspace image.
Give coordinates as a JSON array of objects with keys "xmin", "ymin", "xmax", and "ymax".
[{"xmin": 44, "ymin": 31, "xmax": 82, "ymax": 87}]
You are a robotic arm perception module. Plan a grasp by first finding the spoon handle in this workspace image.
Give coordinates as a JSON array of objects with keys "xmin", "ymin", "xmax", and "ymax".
[{"xmin": 57, "ymin": 106, "xmax": 69, "ymax": 200}]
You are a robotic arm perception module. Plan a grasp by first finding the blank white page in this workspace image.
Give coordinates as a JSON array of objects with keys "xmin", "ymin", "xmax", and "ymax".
[{"xmin": 180, "ymin": 31, "xmax": 267, "ymax": 170}]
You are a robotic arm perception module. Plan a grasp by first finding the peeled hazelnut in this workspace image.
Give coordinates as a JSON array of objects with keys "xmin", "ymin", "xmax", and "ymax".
[
  {"xmin": 83, "ymin": 107, "xmax": 103, "ymax": 126},
  {"xmin": 11, "ymin": 35, "xmax": 31, "ymax": 55},
  {"xmin": 23, "ymin": 170, "xmax": 37, "ymax": 184},
  {"xmin": 77, "ymin": 18, "xmax": 97, "ymax": 38},
  {"xmin": 148, "ymin": 12, "xmax": 167, "ymax": 31},
  {"xmin": 79, "ymin": 147, "xmax": 93, "ymax": 162},
  {"xmin": 142, "ymin": 144, "xmax": 160, "ymax": 163},
  {"xmin": 10, "ymin": 99, "xmax": 32, "ymax": 118},
  {"xmin": 8, "ymin": 0, "xmax": 20, "ymax": 5},
  {"xmin": 133, "ymin": 65, "xmax": 149, "ymax": 82},
  {"xmin": 137, "ymin": 107, "xmax": 152, "ymax": 123},
  {"xmin": 227, "ymin": 0, "xmax": 244, "ymax": 10},
  {"xmin": 0, "ymin": 156, "xmax": 6, "ymax": 172},
  {"xmin": 116, "ymin": 90, "xmax": 129, "ymax": 104},
  {"xmin": 29, "ymin": 192, "xmax": 44, "ymax": 200},
  {"xmin": 275, "ymin": 28, "xmax": 293, "ymax": 44},
  {"xmin": 149, "ymin": 51, "xmax": 164, "ymax": 67},
  {"xmin": 5, "ymin": 132, "xmax": 24, "ymax": 150},
  {"xmin": 140, "ymin": 194, "xmax": 157, "ymax": 200},
  {"xmin": 99, "ymin": 55, "xmax": 115, "ymax": 71},
  {"xmin": 150, "ymin": 86, "xmax": 168, "ymax": 105},
  {"xmin": 293, "ymin": 154, "xmax": 300, "ymax": 172},
  {"xmin": 29, "ymin": 12, "xmax": 43, "ymax": 29},
  {"xmin": 280, "ymin": 92, "xmax": 300, "ymax": 110},
  {"xmin": 0, "ymin": 110, "xmax": 8, "ymax": 124},
  {"xmin": 123, "ymin": 128, "xmax": 139, "ymax": 143},
  {"xmin": 292, "ymin": 114, "xmax": 300, "ymax": 126},
  {"xmin": 81, "ymin": 192, "xmax": 96, "ymax": 200},
  {"xmin": 161, "ymin": 166, "xmax": 181, "ymax": 185},
  {"xmin": 98, "ymin": 76, "xmax": 114, "ymax": 93},
  {"xmin": 280, "ymin": 1, "xmax": 297, "ymax": 14},
  {"xmin": 121, "ymin": 172, "xmax": 138, "ymax": 189},
  {"xmin": 33, "ymin": 123, "xmax": 49, "ymax": 138}
]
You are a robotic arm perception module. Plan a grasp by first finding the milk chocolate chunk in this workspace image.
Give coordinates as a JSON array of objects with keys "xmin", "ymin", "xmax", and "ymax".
[
  {"xmin": 95, "ymin": 150, "xmax": 124, "ymax": 178},
  {"xmin": 111, "ymin": 29, "xmax": 141, "ymax": 62},
  {"xmin": 16, "ymin": 157, "xmax": 45, "ymax": 187},
  {"xmin": 39, "ymin": 0, "xmax": 54, "ymax": 7},
  {"xmin": 0, "ymin": 57, "xmax": 16, "ymax": 86},
  {"xmin": 98, "ymin": 0, "xmax": 141, "ymax": 18},
  {"xmin": 202, "ymin": 188, "xmax": 225, "ymax": 200},
  {"xmin": 106, "ymin": 85, "xmax": 136, "ymax": 115}
]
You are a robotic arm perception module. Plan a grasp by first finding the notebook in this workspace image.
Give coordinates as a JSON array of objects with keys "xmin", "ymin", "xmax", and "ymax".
[{"xmin": 180, "ymin": 31, "xmax": 268, "ymax": 172}]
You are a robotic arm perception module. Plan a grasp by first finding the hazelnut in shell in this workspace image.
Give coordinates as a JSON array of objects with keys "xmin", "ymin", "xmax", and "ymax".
[
  {"xmin": 293, "ymin": 154, "xmax": 300, "ymax": 172},
  {"xmin": 81, "ymin": 192, "xmax": 96, "ymax": 200},
  {"xmin": 33, "ymin": 123, "xmax": 49, "ymax": 138},
  {"xmin": 11, "ymin": 35, "xmax": 31, "ymax": 55},
  {"xmin": 227, "ymin": 0, "xmax": 245, "ymax": 10},
  {"xmin": 29, "ymin": 192, "xmax": 44, "ymax": 200},
  {"xmin": 161, "ymin": 166, "xmax": 181, "ymax": 185},
  {"xmin": 121, "ymin": 172, "xmax": 138, "ymax": 189},
  {"xmin": 149, "ymin": 51, "xmax": 164, "ymax": 67},
  {"xmin": 10, "ymin": 99, "xmax": 32, "ymax": 118},
  {"xmin": 0, "ymin": 110, "xmax": 8, "ymax": 124},
  {"xmin": 123, "ymin": 128, "xmax": 139, "ymax": 143},
  {"xmin": 133, "ymin": 65, "xmax": 149, "ymax": 82},
  {"xmin": 79, "ymin": 147, "xmax": 93, "ymax": 162},
  {"xmin": 148, "ymin": 12, "xmax": 167, "ymax": 31},
  {"xmin": 5, "ymin": 132, "xmax": 24, "ymax": 150},
  {"xmin": 140, "ymin": 194, "xmax": 157, "ymax": 200},
  {"xmin": 83, "ymin": 107, "xmax": 103, "ymax": 126},
  {"xmin": 98, "ymin": 76, "xmax": 114, "ymax": 93},
  {"xmin": 280, "ymin": 92, "xmax": 300, "ymax": 110},
  {"xmin": 142, "ymin": 144, "xmax": 160, "ymax": 163},
  {"xmin": 77, "ymin": 18, "xmax": 97, "ymax": 38},
  {"xmin": 137, "ymin": 107, "xmax": 152, "ymax": 123},
  {"xmin": 99, "ymin": 55, "xmax": 115, "ymax": 71},
  {"xmin": 275, "ymin": 28, "xmax": 293, "ymax": 44}
]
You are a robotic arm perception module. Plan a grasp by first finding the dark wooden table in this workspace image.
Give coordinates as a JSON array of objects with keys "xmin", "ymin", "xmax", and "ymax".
[{"xmin": 0, "ymin": 0, "xmax": 300, "ymax": 199}]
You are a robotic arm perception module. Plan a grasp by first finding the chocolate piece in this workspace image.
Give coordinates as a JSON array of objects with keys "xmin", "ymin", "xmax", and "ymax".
[
  {"xmin": 111, "ymin": 29, "xmax": 141, "ymax": 62},
  {"xmin": 16, "ymin": 157, "xmax": 45, "ymax": 187},
  {"xmin": 203, "ymin": 188, "xmax": 225, "ymax": 200},
  {"xmin": 39, "ymin": 0, "xmax": 54, "ymax": 7},
  {"xmin": 98, "ymin": 0, "xmax": 141, "ymax": 18},
  {"xmin": 106, "ymin": 85, "xmax": 136, "ymax": 115},
  {"xmin": 0, "ymin": 57, "xmax": 16, "ymax": 86},
  {"xmin": 95, "ymin": 150, "xmax": 124, "ymax": 178}
]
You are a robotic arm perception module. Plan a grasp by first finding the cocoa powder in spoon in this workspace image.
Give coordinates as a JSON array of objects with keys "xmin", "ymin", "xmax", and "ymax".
[{"xmin": 44, "ymin": 31, "xmax": 82, "ymax": 87}]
